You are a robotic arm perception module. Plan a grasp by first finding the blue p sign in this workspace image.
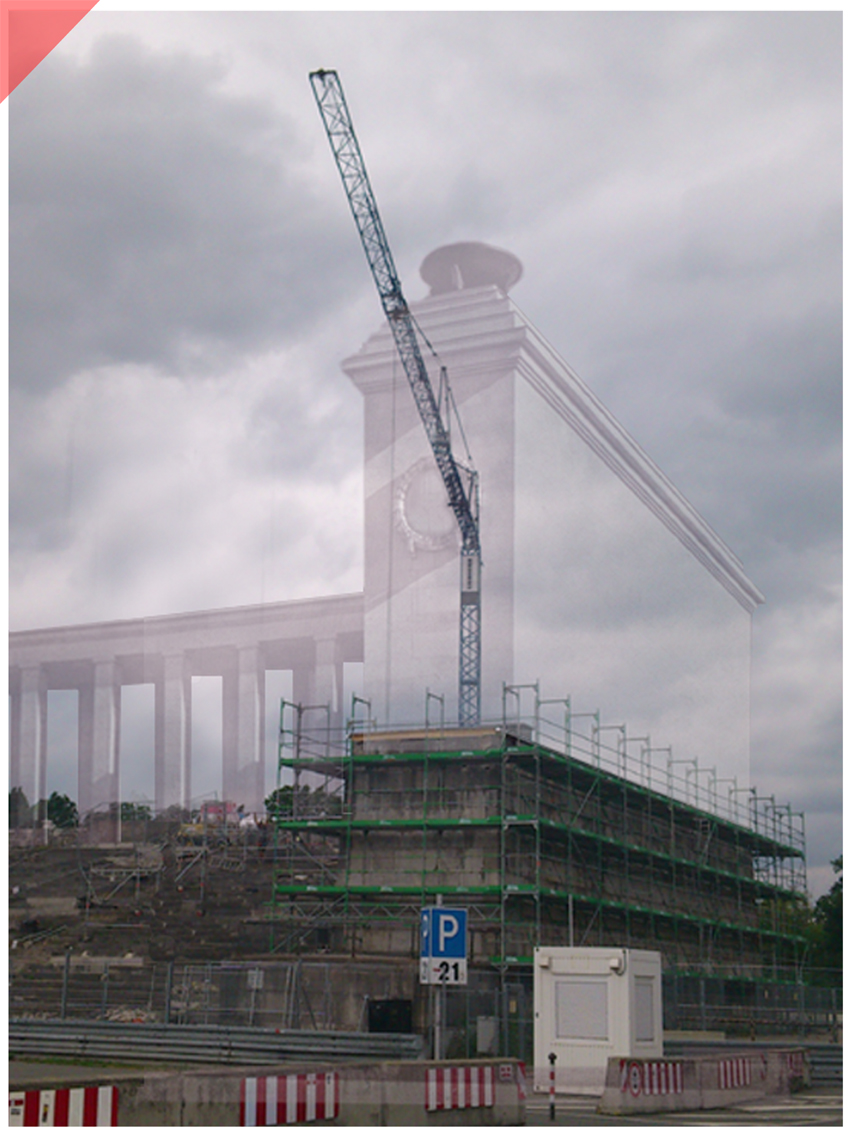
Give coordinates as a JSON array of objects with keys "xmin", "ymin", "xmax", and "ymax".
[
  {"xmin": 420, "ymin": 907, "xmax": 468, "ymax": 984},
  {"xmin": 425, "ymin": 908, "xmax": 467, "ymax": 958}
]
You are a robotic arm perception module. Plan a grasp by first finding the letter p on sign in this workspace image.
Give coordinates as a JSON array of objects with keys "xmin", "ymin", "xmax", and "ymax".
[{"xmin": 439, "ymin": 914, "xmax": 459, "ymax": 952}]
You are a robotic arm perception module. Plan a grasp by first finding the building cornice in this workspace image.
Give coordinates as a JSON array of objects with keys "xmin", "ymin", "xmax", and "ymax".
[
  {"xmin": 342, "ymin": 286, "xmax": 764, "ymax": 614},
  {"xmin": 9, "ymin": 592, "xmax": 365, "ymax": 659}
]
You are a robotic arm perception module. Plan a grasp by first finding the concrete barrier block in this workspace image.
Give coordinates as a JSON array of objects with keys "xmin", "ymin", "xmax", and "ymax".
[
  {"xmin": 119, "ymin": 1067, "xmax": 242, "ymax": 1126},
  {"xmin": 11, "ymin": 1056, "xmax": 526, "ymax": 1126},
  {"xmin": 598, "ymin": 1048, "xmax": 810, "ymax": 1116},
  {"xmin": 118, "ymin": 1057, "xmax": 525, "ymax": 1125},
  {"xmin": 336, "ymin": 1059, "xmax": 525, "ymax": 1126},
  {"xmin": 336, "ymin": 1062, "xmax": 386, "ymax": 1126}
]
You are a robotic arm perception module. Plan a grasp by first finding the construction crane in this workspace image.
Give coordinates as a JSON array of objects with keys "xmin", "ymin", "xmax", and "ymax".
[{"xmin": 309, "ymin": 69, "xmax": 481, "ymax": 727}]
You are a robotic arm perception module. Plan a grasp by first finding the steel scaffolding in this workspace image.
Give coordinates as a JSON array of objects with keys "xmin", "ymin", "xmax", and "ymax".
[{"xmin": 270, "ymin": 688, "xmax": 807, "ymax": 980}]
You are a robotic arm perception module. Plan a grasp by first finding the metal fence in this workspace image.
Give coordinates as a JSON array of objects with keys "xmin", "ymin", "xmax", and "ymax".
[
  {"xmin": 663, "ymin": 971, "xmax": 843, "ymax": 1040},
  {"xmin": 434, "ymin": 973, "xmax": 843, "ymax": 1062},
  {"xmin": 10, "ymin": 958, "xmax": 840, "ymax": 1063},
  {"xmin": 8, "ymin": 1019, "xmax": 423, "ymax": 1064},
  {"xmin": 11, "ymin": 958, "xmax": 379, "ymax": 1031}
]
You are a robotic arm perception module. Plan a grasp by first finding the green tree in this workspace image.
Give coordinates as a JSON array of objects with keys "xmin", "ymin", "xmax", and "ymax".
[
  {"xmin": 808, "ymin": 856, "xmax": 842, "ymax": 981},
  {"xmin": 265, "ymin": 784, "xmax": 301, "ymax": 819},
  {"xmin": 9, "ymin": 787, "xmax": 31, "ymax": 827},
  {"xmin": 120, "ymin": 802, "xmax": 152, "ymax": 822},
  {"xmin": 45, "ymin": 791, "xmax": 79, "ymax": 829},
  {"xmin": 265, "ymin": 784, "xmax": 342, "ymax": 820}
]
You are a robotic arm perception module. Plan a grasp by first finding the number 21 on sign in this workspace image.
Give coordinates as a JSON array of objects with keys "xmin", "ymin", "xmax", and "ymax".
[{"xmin": 422, "ymin": 956, "xmax": 468, "ymax": 985}]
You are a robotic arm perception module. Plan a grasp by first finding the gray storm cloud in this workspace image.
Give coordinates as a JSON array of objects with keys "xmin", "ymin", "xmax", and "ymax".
[
  {"xmin": 8, "ymin": 11, "xmax": 840, "ymax": 892},
  {"xmin": 9, "ymin": 35, "xmax": 359, "ymax": 395}
]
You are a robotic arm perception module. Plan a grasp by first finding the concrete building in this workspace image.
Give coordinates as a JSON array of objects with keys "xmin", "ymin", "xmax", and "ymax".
[{"xmin": 9, "ymin": 242, "xmax": 762, "ymax": 814}]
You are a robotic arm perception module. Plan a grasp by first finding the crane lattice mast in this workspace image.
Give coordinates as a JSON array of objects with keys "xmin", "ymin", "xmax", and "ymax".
[{"xmin": 309, "ymin": 68, "xmax": 481, "ymax": 726}]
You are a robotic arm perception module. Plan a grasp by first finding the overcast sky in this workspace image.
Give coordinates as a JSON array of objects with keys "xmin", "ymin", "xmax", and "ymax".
[{"xmin": 7, "ymin": 10, "xmax": 841, "ymax": 895}]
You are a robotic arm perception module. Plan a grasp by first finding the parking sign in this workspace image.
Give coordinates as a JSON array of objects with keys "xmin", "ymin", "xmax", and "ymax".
[{"xmin": 420, "ymin": 907, "xmax": 468, "ymax": 985}]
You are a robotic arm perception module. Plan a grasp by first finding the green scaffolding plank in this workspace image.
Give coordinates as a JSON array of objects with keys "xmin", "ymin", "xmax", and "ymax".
[
  {"xmin": 272, "ymin": 815, "xmax": 503, "ymax": 831},
  {"xmin": 271, "ymin": 812, "xmax": 804, "ymax": 902},
  {"xmin": 345, "ymin": 744, "xmax": 803, "ymax": 858},
  {"xmin": 270, "ymin": 882, "xmax": 805, "ymax": 946}
]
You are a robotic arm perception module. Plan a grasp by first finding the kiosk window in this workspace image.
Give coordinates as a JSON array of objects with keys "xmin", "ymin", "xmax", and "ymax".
[
  {"xmin": 634, "ymin": 976, "xmax": 655, "ymax": 1042},
  {"xmin": 555, "ymin": 978, "xmax": 608, "ymax": 1040}
]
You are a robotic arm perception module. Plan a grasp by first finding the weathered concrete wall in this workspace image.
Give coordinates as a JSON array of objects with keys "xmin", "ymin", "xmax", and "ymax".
[
  {"xmin": 347, "ymin": 752, "xmax": 760, "ymax": 942},
  {"xmin": 117, "ymin": 1067, "xmax": 240, "ymax": 1126}
]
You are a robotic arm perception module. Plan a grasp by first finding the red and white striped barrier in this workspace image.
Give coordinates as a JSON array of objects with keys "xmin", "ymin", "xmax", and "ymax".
[
  {"xmin": 601, "ymin": 1047, "xmax": 808, "ymax": 1115},
  {"xmin": 425, "ymin": 1065, "xmax": 494, "ymax": 1112},
  {"xmin": 785, "ymin": 1051, "xmax": 806, "ymax": 1079},
  {"xmin": 240, "ymin": 1073, "xmax": 339, "ymax": 1126},
  {"xmin": 516, "ymin": 1061, "xmax": 527, "ymax": 1102},
  {"xmin": 718, "ymin": 1057, "xmax": 751, "ymax": 1090},
  {"xmin": 619, "ymin": 1059, "xmax": 684, "ymax": 1097},
  {"xmin": 9, "ymin": 1087, "xmax": 118, "ymax": 1127}
]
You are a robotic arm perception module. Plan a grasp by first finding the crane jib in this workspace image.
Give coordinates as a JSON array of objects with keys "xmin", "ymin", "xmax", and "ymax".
[{"xmin": 310, "ymin": 69, "xmax": 482, "ymax": 725}]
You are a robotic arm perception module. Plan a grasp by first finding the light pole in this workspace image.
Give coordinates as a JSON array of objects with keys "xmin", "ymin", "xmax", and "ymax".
[
  {"xmin": 642, "ymin": 746, "xmax": 671, "ymax": 791},
  {"xmin": 625, "ymin": 736, "xmax": 650, "ymax": 785},
  {"xmin": 537, "ymin": 696, "xmax": 570, "ymax": 758},
  {"xmin": 729, "ymin": 785, "xmax": 754, "ymax": 820},
  {"xmin": 425, "ymin": 689, "xmax": 445, "ymax": 734},
  {"xmin": 593, "ymin": 723, "xmax": 626, "ymax": 777},
  {"xmin": 667, "ymin": 757, "xmax": 698, "ymax": 803},
  {"xmin": 567, "ymin": 710, "xmax": 600, "ymax": 767},
  {"xmin": 713, "ymin": 777, "xmax": 737, "ymax": 818},
  {"xmin": 751, "ymin": 793, "xmax": 776, "ymax": 838},
  {"xmin": 502, "ymin": 682, "xmax": 539, "ymax": 743},
  {"xmin": 695, "ymin": 766, "xmax": 717, "ymax": 814}
]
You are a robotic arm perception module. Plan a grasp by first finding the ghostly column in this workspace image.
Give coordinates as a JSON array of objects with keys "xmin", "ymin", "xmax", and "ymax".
[
  {"xmin": 222, "ymin": 647, "xmax": 264, "ymax": 812},
  {"xmin": 12, "ymin": 666, "xmax": 47, "ymax": 808},
  {"xmin": 222, "ymin": 656, "xmax": 237, "ymax": 806},
  {"xmin": 292, "ymin": 640, "xmax": 317, "ymax": 708},
  {"xmin": 78, "ymin": 660, "xmax": 120, "ymax": 815},
  {"xmin": 291, "ymin": 637, "xmax": 342, "ymax": 731},
  {"xmin": 156, "ymin": 653, "xmax": 191, "ymax": 812},
  {"xmin": 9, "ymin": 669, "xmax": 22, "ymax": 796},
  {"xmin": 342, "ymin": 243, "xmax": 523, "ymax": 726},
  {"xmin": 315, "ymin": 637, "xmax": 342, "ymax": 730}
]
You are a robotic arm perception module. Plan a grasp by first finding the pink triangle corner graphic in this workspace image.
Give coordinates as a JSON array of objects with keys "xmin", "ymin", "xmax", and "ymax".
[{"xmin": 1, "ymin": 0, "xmax": 100, "ymax": 103}]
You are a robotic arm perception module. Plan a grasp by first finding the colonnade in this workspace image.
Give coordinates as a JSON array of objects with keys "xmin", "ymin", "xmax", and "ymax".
[{"xmin": 9, "ymin": 594, "xmax": 363, "ymax": 816}]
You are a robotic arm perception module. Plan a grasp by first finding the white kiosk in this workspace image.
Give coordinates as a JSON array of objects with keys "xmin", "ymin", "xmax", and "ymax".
[{"xmin": 533, "ymin": 946, "xmax": 663, "ymax": 1095}]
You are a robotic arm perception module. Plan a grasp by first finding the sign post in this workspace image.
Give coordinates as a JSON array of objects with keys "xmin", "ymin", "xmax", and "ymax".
[{"xmin": 420, "ymin": 906, "xmax": 468, "ymax": 1059}]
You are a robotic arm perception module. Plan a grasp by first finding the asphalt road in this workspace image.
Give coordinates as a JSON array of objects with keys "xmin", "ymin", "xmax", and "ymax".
[{"xmin": 525, "ymin": 1087, "xmax": 843, "ymax": 1126}]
